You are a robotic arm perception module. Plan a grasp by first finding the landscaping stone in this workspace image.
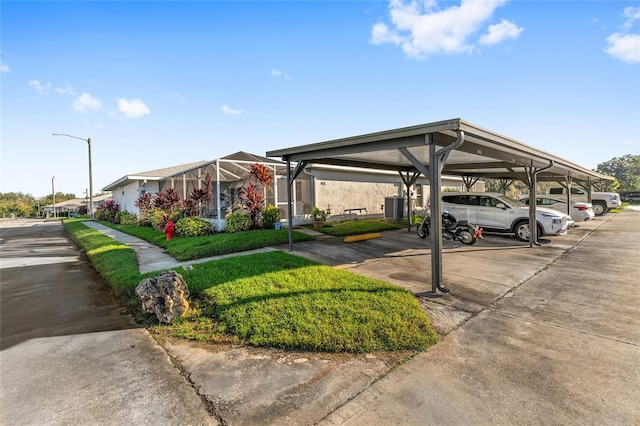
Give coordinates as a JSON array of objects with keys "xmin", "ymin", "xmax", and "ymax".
[{"xmin": 135, "ymin": 270, "xmax": 190, "ymax": 323}]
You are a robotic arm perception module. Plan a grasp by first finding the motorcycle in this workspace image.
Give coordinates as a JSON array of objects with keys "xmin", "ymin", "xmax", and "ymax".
[{"xmin": 417, "ymin": 210, "xmax": 483, "ymax": 245}]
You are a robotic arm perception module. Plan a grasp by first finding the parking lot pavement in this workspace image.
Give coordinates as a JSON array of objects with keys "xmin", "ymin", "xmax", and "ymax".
[
  {"xmin": 320, "ymin": 211, "xmax": 640, "ymax": 425},
  {"xmin": 290, "ymin": 214, "xmax": 612, "ymax": 334}
]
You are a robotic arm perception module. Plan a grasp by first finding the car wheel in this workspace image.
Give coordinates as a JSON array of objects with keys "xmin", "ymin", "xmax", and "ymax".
[
  {"xmin": 592, "ymin": 202, "xmax": 606, "ymax": 216},
  {"xmin": 514, "ymin": 221, "xmax": 530, "ymax": 242}
]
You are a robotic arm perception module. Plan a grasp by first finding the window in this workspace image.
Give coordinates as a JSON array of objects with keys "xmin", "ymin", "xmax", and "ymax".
[
  {"xmin": 478, "ymin": 196, "xmax": 499, "ymax": 207},
  {"xmin": 549, "ymin": 188, "xmax": 563, "ymax": 195}
]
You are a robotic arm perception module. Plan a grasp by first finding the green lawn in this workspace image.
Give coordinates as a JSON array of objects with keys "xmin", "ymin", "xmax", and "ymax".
[
  {"xmin": 64, "ymin": 219, "xmax": 439, "ymax": 353},
  {"xmin": 99, "ymin": 222, "xmax": 315, "ymax": 260},
  {"xmin": 310, "ymin": 218, "xmax": 406, "ymax": 237}
]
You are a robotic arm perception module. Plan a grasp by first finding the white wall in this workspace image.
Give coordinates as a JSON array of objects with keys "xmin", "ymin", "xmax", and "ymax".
[{"xmin": 111, "ymin": 181, "xmax": 160, "ymax": 215}]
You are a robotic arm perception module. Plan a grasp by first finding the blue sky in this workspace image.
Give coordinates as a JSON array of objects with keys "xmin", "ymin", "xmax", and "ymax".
[{"xmin": 2, "ymin": 0, "xmax": 639, "ymax": 198}]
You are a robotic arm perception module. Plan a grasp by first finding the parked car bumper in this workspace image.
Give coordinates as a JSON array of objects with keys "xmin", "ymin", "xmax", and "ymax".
[{"xmin": 543, "ymin": 218, "xmax": 569, "ymax": 236}]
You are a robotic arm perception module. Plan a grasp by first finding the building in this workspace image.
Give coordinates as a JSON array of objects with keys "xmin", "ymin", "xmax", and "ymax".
[{"xmin": 102, "ymin": 151, "xmax": 479, "ymax": 228}]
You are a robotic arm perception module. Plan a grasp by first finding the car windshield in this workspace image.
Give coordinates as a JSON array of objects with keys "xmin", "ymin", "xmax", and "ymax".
[{"xmin": 496, "ymin": 195, "xmax": 525, "ymax": 207}]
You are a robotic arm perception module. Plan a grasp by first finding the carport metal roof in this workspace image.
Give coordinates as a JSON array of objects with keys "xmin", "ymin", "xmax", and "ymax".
[
  {"xmin": 267, "ymin": 118, "xmax": 607, "ymax": 184},
  {"xmin": 267, "ymin": 118, "xmax": 610, "ymax": 294}
]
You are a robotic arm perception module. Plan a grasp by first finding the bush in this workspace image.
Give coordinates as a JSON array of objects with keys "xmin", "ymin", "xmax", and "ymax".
[
  {"xmin": 96, "ymin": 199, "xmax": 121, "ymax": 223},
  {"xmin": 144, "ymin": 208, "xmax": 182, "ymax": 230},
  {"xmin": 261, "ymin": 205, "xmax": 280, "ymax": 229},
  {"xmin": 175, "ymin": 217, "xmax": 213, "ymax": 237},
  {"xmin": 115, "ymin": 211, "xmax": 137, "ymax": 226},
  {"xmin": 225, "ymin": 212, "xmax": 251, "ymax": 233}
]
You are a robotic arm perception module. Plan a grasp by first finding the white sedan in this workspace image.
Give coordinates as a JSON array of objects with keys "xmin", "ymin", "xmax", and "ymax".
[{"xmin": 518, "ymin": 195, "xmax": 595, "ymax": 223}]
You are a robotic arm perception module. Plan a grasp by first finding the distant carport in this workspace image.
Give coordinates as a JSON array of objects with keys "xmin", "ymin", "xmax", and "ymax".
[{"xmin": 266, "ymin": 118, "xmax": 610, "ymax": 293}]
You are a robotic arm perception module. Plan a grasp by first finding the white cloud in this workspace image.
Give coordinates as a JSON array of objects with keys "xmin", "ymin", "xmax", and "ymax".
[
  {"xmin": 0, "ymin": 62, "xmax": 9, "ymax": 73},
  {"xmin": 55, "ymin": 85, "xmax": 77, "ymax": 95},
  {"xmin": 222, "ymin": 104, "xmax": 243, "ymax": 115},
  {"xmin": 604, "ymin": 33, "xmax": 640, "ymax": 63},
  {"xmin": 480, "ymin": 19, "xmax": 523, "ymax": 45},
  {"xmin": 271, "ymin": 69, "xmax": 291, "ymax": 80},
  {"xmin": 604, "ymin": 6, "xmax": 640, "ymax": 63},
  {"xmin": 117, "ymin": 98, "xmax": 151, "ymax": 118},
  {"xmin": 371, "ymin": 0, "xmax": 516, "ymax": 58},
  {"xmin": 28, "ymin": 80, "xmax": 52, "ymax": 93},
  {"xmin": 73, "ymin": 93, "xmax": 103, "ymax": 113},
  {"xmin": 622, "ymin": 6, "xmax": 640, "ymax": 29}
]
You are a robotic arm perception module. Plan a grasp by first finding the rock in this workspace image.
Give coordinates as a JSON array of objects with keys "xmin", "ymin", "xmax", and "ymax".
[{"xmin": 135, "ymin": 270, "xmax": 190, "ymax": 323}]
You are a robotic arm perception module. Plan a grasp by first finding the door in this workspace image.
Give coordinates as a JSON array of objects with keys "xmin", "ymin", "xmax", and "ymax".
[{"xmin": 476, "ymin": 195, "xmax": 511, "ymax": 229}]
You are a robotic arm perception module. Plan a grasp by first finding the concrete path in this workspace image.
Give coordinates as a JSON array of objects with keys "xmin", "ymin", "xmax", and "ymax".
[
  {"xmin": 81, "ymin": 221, "xmax": 274, "ymax": 273},
  {"xmin": 0, "ymin": 219, "xmax": 216, "ymax": 425}
]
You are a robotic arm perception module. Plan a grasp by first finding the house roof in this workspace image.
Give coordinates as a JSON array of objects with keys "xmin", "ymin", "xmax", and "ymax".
[
  {"xmin": 102, "ymin": 161, "xmax": 208, "ymax": 191},
  {"xmin": 102, "ymin": 152, "xmax": 287, "ymax": 192}
]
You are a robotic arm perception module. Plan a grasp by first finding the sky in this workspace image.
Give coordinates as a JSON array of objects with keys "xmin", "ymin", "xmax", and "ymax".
[{"xmin": 2, "ymin": 0, "xmax": 639, "ymax": 199}]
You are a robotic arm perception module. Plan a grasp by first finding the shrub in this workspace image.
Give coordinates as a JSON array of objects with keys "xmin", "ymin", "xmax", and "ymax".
[
  {"xmin": 175, "ymin": 217, "xmax": 213, "ymax": 237},
  {"xmin": 135, "ymin": 192, "xmax": 154, "ymax": 214},
  {"xmin": 116, "ymin": 210, "xmax": 138, "ymax": 226},
  {"xmin": 261, "ymin": 205, "xmax": 280, "ymax": 229},
  {"xmin": 97, "ymin": 199, "xmax": 121, "ymax": 223},
  {"xmin": 154, "ymin": 188, "xmax": 181, "ymax": 212},
  {"xmin": 225, "ymin": 212, "xmax": 251, "ymax": 233}
]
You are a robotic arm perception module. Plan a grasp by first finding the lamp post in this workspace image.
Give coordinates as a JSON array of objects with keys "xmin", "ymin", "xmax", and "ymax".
[
  {"xmin": 52, "ymin": 176, "xmax": 56, "ymax": 219},
  {"xmin": 53, "ymin": 133, "xmax": 94, "ymax": 219}
]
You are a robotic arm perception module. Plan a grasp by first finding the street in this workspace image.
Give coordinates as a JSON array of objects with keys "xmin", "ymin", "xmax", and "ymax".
[{"xmin": 0, "ymin": 219, "xmax": 215, "ymax": 426}]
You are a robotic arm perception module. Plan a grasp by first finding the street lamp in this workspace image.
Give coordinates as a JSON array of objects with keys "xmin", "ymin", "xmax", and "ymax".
[
  {"xmin": 52, "ymin": 176, "xmax": 56, "ymax": 219},
  {"xmin": 52, "ymin": 133, "xmax": 94, "ymax": 219}
]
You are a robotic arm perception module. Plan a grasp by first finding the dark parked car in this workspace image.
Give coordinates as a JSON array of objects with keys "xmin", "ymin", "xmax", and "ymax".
[{"xmin": 620, "ymin": 191, "xmax": 640, "ymax": 203}]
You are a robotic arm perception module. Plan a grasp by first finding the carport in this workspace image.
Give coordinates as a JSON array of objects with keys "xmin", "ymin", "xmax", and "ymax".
[{"xmin": 266, "ymin": 118, "xmax": 609, "ymax": 293}]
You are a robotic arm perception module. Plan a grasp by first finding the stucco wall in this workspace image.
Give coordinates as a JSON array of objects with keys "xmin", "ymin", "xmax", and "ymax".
[
  {"xmin": 315, "ymin": 180, "xmax": 400, "ymax": 216},
  {"xmin": 111, "ymin": 181, "xmax": 160, "ymax": 215}
]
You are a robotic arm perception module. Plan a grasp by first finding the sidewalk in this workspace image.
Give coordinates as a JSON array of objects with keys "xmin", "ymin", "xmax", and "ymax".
[{"xmin": 81, "ymin": 221, "xmax": 275, "ymax": 273}]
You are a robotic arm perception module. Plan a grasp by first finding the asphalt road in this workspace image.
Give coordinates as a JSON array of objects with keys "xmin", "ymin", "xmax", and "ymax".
[{"xmin": 0, "ymin": 219, "xmax": 216, "ymax": 426}]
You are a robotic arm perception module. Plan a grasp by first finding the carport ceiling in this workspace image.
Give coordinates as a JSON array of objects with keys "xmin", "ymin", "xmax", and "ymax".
[{"xmin": 266, "ymin": 118, "xmax": 608, "ymax": 184}]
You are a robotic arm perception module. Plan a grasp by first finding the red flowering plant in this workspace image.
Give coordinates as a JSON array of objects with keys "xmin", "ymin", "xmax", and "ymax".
[{"xmin": 240, "ymin": 164, "xmax": 273, "ymax": 229}]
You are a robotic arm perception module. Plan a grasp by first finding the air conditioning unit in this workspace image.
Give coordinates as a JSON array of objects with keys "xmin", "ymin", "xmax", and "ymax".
[{"xmin": 384, "ymin": 196, "xmax": 404, "ymax": 220}]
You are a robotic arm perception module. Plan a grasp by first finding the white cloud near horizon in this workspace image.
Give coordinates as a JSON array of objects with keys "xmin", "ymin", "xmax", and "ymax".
[
  {"xmin": 73, "ymin": 93, "xmax": 103, "ymax": 112},
  {"xmin": 371, "ymin": 0, "xmax": 522, "ymax": 58},
  {"xmin": 117, "ymin": 98, "xmax": 151, "ymax": 118},
  {"xmin": 271, "ymin": 69, "xmax": 291, "ymax": 80},
  {"xmin": 1, "ymin": 62, "xmax": 9, "ymax": 73},
  {"xmin": 222, "ymin": 104, "xmax": 243, "ymax": 115},
  {"xmin": 604, "ymin": 6, "xmax": 640, "ymax": 63}
]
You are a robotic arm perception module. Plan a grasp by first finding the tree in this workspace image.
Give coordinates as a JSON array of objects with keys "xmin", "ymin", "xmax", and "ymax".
[
  {"xmin": 0, "ymin": 192, "xmax": 36, "ymax": 217},
  {"xmin": 595, "ymin": 154, "xmax": 640, "ymax": 192}
]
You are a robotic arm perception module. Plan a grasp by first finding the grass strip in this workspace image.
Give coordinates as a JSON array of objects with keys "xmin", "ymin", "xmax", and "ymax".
[
  {"xmin": 312, "ymin": 218, "xmax": 406, "ymax": 237},
  {"xmin": 65, "ymin": 220, "xmax": 438, "ymax": 353},
  {"xmin": 99, "ymin": 222, "xmax": 315, "ymax": 260}
]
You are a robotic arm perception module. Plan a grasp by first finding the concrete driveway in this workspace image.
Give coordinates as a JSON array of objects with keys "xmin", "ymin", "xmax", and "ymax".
[{"xmin": 317, "ymin": 211, "xmax": 640, "ymax": 425}]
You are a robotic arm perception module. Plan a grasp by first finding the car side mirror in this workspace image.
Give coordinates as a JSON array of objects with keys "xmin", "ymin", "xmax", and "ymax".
[{"xmin": 496, "ymin": 203, "xmax": 507, "ymax": 209}]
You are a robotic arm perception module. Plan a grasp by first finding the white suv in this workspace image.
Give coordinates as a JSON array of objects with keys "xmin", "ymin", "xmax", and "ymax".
[{"xmin": 441, "ymin": 192, "xmax": 570, "ymax": 242}]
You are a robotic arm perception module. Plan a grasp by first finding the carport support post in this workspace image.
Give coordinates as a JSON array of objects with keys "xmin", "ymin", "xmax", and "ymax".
[
  {"xmin": 527, "ymin": 166, "xmax": 539, "ymax": 248},
  {"xmin": 429, "ymin": 130, "xmax": 465, "ymax": 293},
  {"xmin": 285, "ymin": 158, "xmax": 308, "ymax": 251},
  {"xmin": 565, "ymin": 176, "xmax": 573, "ymax": 216}
]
